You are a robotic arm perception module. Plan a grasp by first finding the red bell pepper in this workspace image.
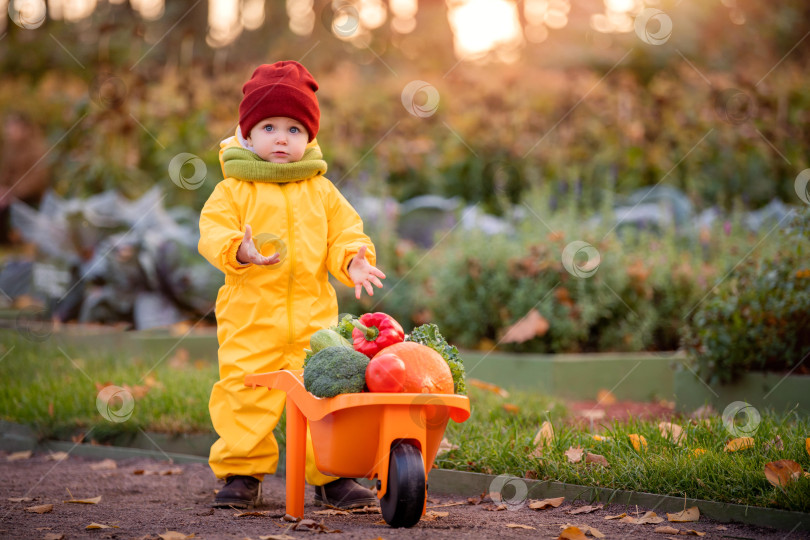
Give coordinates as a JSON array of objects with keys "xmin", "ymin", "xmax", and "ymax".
[{"xmin": 351, "ymin": 312, "xmax": 405, "ymax": 358}]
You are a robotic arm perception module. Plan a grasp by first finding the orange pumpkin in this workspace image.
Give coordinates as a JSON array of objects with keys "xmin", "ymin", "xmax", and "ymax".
[{"xmin": 373, "ymin": 342, "xmax": 454, "ymax": 394}]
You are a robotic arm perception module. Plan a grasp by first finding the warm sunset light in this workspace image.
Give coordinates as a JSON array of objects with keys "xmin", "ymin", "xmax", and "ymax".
[{"xmin": 446, "ymin": 0, "xmax": 523, "ymax": 61}]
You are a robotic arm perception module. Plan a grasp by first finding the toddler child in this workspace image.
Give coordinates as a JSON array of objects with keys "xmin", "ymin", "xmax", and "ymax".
[{"xmin": 198, "ymin": 60, "xmax": 386, "ymax": 509}]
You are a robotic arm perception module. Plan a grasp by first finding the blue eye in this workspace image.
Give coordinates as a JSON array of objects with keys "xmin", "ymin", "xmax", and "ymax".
[
  {"xmin": 264, "ymin": 125, "xmax": 273, "ymax": 132},
  {"xmin": 290, "ymin": 127, "xmax": 299, "ymax": 133}
]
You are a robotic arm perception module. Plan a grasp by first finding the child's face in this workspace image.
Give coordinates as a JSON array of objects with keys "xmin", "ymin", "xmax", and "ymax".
[{"xmin": 246, "ymin": 116, "xmax": 309, "ymax": 163}]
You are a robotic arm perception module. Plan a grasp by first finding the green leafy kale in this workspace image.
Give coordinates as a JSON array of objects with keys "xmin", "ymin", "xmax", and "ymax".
[{"xmin": 406, "ymin": 323, "xmax": 466, "ymax": 394}]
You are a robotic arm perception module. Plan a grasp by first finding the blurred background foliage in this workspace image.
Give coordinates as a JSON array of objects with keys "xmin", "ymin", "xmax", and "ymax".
[
  {"xmin": 1, "ymin": 0, "xmax": 808, "ymax": 365},
  {"xmin": 1, "ymin": 0, "xmax": 808, "ymax": 210}
]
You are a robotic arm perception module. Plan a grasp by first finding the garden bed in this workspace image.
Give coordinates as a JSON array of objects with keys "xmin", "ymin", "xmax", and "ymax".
[{"xmin": 675, "ymin": 368, "xmax": 810, "ymax": 415}]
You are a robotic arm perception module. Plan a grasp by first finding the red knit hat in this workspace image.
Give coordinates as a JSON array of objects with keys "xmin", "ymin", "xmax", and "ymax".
[{"xmin": 239, "ymin": 61, "xmax": 320, "ymax": 142}]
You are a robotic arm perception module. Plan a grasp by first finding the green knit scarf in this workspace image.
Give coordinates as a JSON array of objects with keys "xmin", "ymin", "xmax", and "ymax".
[{"xmin": 222, "ymin": 144, "xmax": 328, "ymax": 183}]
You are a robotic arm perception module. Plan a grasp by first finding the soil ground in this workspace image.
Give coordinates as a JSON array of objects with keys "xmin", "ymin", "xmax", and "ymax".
[{"xmin": 1, "ymin": 452, "xmax": 806, "ymax": 540}]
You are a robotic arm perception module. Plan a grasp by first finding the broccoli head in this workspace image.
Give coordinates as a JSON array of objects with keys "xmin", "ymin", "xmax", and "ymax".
[{"xmin": 303, "ymin": 345, "xmax": 369, "ymax": 398}]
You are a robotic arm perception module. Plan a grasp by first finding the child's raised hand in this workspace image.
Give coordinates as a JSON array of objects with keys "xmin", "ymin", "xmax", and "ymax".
[
  {"xmin": 348, "ymin": 245, "xmax": 386, "ymax": 299},
  {"xmin": 236, "ymin": 224, "xmax": 281, "ymax": 266}
]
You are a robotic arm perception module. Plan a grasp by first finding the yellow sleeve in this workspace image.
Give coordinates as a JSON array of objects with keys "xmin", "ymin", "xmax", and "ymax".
[
  {"xmin": 198, "ymin": 181, "xmax": 252, "ymax": 275},
  {"xmin": 324, "ymin": 180, "xmax": 376, "ymax": 288}
]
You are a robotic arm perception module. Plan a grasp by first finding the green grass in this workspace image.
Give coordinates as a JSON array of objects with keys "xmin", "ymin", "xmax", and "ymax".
[
  {"xmin": 0, "ymin": 331, "xmax": 218, "ymax": 441},
  {"xmin": 439, "ymin": 387, "xmax": 810, "ymax": 512},
  {"xmin": 3, "ymin": 332, "xmax": 809, "ymax": 511}
]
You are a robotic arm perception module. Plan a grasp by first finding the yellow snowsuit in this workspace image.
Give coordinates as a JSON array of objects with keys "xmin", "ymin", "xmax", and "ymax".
[{"xmin": 198, "ymin": 134, "xmax": 375, "ymax": 483}]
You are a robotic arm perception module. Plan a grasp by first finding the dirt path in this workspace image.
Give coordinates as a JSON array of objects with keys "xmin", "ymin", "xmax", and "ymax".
[{"xmin": 0, "ymin": 452, "xmax": 804, "ymax": 539}]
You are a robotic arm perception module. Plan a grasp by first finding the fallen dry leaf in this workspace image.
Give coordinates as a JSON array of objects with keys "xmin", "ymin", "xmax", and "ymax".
[
  {"xmin": 86, "ymin": 523, "xmax": 118, "ymax": 529},
  {"xmin": 596, "ymin": 389, "xmax": 617, "ymax": 405},
  {"xmin": 25, "ymin": 504, "xmax": 53, "ymax": 514},
  {"xmin": 158, "ymin": 532, "xmax": 194, "ymax": 539},
  {"xmin": 565, "ymin": 446, "xmax": 584, "ymax": 463},
  {"xmin": 585, "ymin": 453, "xmax": 610, "ymax": 467},
  {"xmin": 621, "ymin": 511, "xmax": 665, "ymax": 524},
  {"xmin": 667, "ymin": 506, "xmax": 699, "ymax": 522},
  {"xmin": 693, "ymin": 448, "xmax": 706, "ymax": 457},
  {"xmin": 7, "ymin": 451, "xmax": 32, "ymax": 461},
  {"xmin": 569, "ymin": 504, "xmax": 603, "ymax": 515},
  {"xmin": 628, "ymin": 434, "xmax": 648, "ymax": 452},
  {"xmin": 161, "ymin": 468, "xmax": 183, "ymax": 475},
  {"xmin": 500, "ymin": 309, "xmax": 549, "ymax": 343},
  {"xmin": 533, "ymin": 421, "xmax": 554, "ymax": 455},
  {"xmin": 423, "ymin": 510, "xmax": 449, "ymax": 521},
  {"xmin": 502, "ymin": 403, "xmax": 520, "ymax": 414},
  {"xmin": 46, "ymin": 452, "xmax": 69, "ymax": 462},
  {"xmin": 349, "ymin": 505, "xmax": 380, "ymax": 514},
  {"xmin": 724, "ymin": 437, "xmax": 754, "ymax": 452},
  {"xmin": 313, "ymin": 509, "xmax": 350, "ymax": 516},
  {"xmin": 234, "ymin": 511, "xmax": 272, "ymax": 517},
  {"xmin": 437, "ymin": 437, "xmax": 459, "ymax": 456},
  {"xmin": 8, "ymin": 497, "xmax": 34, "ymax": 502},
  {"xmin": 592, "ymin": 435, "xmax": 611, "ymax": 443},
  {"xmin": 43, "ymin": 534, "xmax": 65, "ymax": 540},
  {"xmin": 427, "ymin": 501, "xmax": 467, "ymax": 509},
  {"xmin": 605, "ymin": 513, "xmax": 627, "ymax": 520},
  {"xmin": 655, "ymin": 526, "xmax": 680, "ymax": 534},
  {"xmin": 561, "ymin": 523, "xmax": 605, "ymax": 538},
  {"xmin": 764, "ymin": 459, "xmax": 803, "ymax": 488},
  {"xmin": 806, "ymin": 438, "xmax": 809, "ymax": 457},
  {"xmin": 558, "ymin": 525, "xmax": 588, "ymax": 540},
  {"xmin": 259, "ymin": 536, "xmax": 295, "ymax": 540},
  {"xmin": 64, "ymin": 495, "xmax": 101, "ymax": 505},
  {"xmin": 468, "ymin": 379, "xmax": 509, "ymax": 398},
  {"xmin": 291, "ymin": 518, "xmax": 341, "ymax": 533},
  {"xmin": 90, "ymin": 459, "xmax": 117, "ymax": 470},
  {"xmin": 658, "ymin": 422, "xmax": 685, "ymax": 446},
  {"xmin": 682, "ymin": 529, "xmax": 706, "ymax": 536},
  {"xmin": 506, "ymin": 523, "xmax": 536, "ymax": 529},
  {"xmin": 528, "ymin": 497, "xmax": 564, "ymax": 510},
  {"xmin": 484, "ymin": 503, "xmax": 508, "ymax": 511}
]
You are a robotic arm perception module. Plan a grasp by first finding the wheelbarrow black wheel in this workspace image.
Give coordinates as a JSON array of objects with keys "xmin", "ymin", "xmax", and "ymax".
[{"xmin": 380, "ymin": 442, "xmax": 425, "ymax": 528}]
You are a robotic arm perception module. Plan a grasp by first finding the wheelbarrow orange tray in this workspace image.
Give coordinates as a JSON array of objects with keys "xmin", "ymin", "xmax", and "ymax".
[{"xmin": 245, "ymin": 369, "xmax": 470, "ymax": 527}]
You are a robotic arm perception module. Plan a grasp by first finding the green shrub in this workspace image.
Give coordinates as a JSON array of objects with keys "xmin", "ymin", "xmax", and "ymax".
[{"xmin": 684, "ymin": 208, "xmax": 810, "ymax": 383}]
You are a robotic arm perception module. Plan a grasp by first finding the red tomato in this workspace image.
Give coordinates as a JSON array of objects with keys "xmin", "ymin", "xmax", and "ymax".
[{"xmin": 365, "ymin": 353, "xmax": 407, "ymax": 393}]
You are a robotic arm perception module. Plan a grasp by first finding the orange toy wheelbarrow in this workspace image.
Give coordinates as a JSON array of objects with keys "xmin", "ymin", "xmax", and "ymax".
[{"xmin": 245, "ymin": 369, "xmax": 470, "ymax": 527}]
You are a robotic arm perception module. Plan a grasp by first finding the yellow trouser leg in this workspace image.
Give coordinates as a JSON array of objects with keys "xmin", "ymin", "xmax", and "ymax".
[{"xmin": 208, "ymin": 372, "xmax": 335, "ymax": 485}]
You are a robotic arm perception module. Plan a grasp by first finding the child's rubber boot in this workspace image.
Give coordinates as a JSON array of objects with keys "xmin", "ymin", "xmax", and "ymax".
[
  {"xmin": 313, "ymin": 478, "xmax": 378, "ymax": 509},
  {"xmin": 212, "ymin": 475, "xmax": 262, "ymax": 508}
]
